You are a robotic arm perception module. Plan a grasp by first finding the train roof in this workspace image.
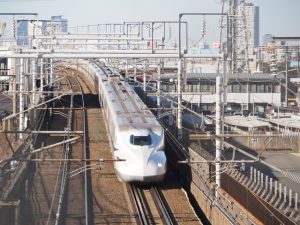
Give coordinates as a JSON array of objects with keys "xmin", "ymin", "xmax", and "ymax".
[{"xmin": 93, "ymin": 62, "xmax": 162, "ymax": 130}]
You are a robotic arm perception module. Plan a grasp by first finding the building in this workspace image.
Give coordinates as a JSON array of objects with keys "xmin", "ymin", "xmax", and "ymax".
[
  {"xmin": 0, "ymin": 22, "xmax": 6, "ymax": 37},
  {"xmin": 212, "ymin": 42, "xmax": 221, "ymax": 50},
  {"xmin": 51, "ymin": 15, "xmax": 68, "ymax": 33},
  {"xmin": 237, "ymin": 2, "xmax": 259, "ymax": 52},
  {"xmin": 17, "ymin": 20, "xmax": 29, "ymax": 45},
  {"xmin": 152, "ymin": 73, "xmax": 284, "ymax": 113},
  {"xmin": 17, "ymin": 20, "xmax": 49, "ymax": 46},
  {"xmin": 230, "ymin": 2, "xmax": 259, "ymax": 72},
  {"xmin": 16, "ymin": 15, "xmax": 68, "ymax": 46},
  {"xmin": 263, "ymin": 34, "xmax": 273, "ymax": 46}
]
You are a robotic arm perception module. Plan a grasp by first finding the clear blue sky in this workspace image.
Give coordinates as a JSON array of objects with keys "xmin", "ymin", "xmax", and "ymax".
[{"xmin": 1, "ymin": 0, "xmax": 300, "ymax": 42}]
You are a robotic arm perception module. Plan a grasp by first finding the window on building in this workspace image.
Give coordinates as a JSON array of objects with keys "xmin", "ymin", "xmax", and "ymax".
[
  {"xmin": 232, "ymin": 84, "xmax": 241, "ymax": 93},
  {"xmin": 184, "ymin": 84, "xmax": 193, "ymax": 92},
  {"xmin": 193, "ymin": 84, "xmax": 200, "ymax": 92},
  {"xmin": 266, "ymin": 84, "xmax": 273, "ymax": 93},
  {"xmin": 257, "ymin": 84, "xmax": 265, "ymax": 92},
  {"xmin": 208, "ymin": 84, "xmax": 215, "ymax": 93},
  {"xmin": 250, "ymin": 84, "xmax": 256, "ymax": 93},
  {"xmin": 200, "ymin": 84, "xmax": 209, "ymax": 92},
  {"xmin": 240, "ymin": 84, "xmax": 247, "ymax": 93},
  {"xmin": 227, "ymin": 85, "xmax": 232, "ymax": 93}
]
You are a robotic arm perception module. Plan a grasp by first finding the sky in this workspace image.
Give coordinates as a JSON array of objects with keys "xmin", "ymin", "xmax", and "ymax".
[{"xmin": 1, "ymin": 0, "xmax": 300, "ymax": 44}]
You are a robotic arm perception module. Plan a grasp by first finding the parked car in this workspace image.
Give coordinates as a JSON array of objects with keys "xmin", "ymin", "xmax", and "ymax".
[
  {"xmin": 249, "ymin": 112, "xmax": 266, "ymax": 118},
  {"xmin": 242, "ymin": 110, "xmax": 250, "ymax": 117},
  {"xmin": 201, "ymin": 110, "xmax": 212, "ymax": 115}
]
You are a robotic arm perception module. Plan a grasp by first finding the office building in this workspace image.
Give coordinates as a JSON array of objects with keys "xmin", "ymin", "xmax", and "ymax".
[
  {"xmin": 51, "ymin": 15, "xmax": 68, "ymax": 33},
  {"xmin": 237, "ymin": 2, "xmax": 259, "ymax": 52}
]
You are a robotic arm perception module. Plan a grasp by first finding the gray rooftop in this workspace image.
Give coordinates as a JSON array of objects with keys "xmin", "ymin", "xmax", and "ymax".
[
  {"xmin": 224, "ymin": 115, "xmax": 270, "ymax": 129},
  {"xmin": 268, "ymin": 116, "xmax": 300, "ymax": 129}
]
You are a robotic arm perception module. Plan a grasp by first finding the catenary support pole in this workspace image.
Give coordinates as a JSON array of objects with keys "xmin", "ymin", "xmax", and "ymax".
[
  {"xmin": 32, "ymin": 58, "xmax": 37, "ymax": 105},
  {"xmin": 39, "ymin": 57, "xmax": 43, "ymax": 93},
  {"xmin": 177, "ymin": 59, "xmax": 182, "ymax": 140},
  {"xmin": 19, "ymin": 58, "xmax": 24, "ymax": 139},
  {"xmin": 215, "ymin": 76, "xmax": 223, "ymax": 195},
  {"xmin": 157, "ymin": 63, "xmax": 161, "ymax": 116},
  {"xmin": 143, "ymin": 60, "xmax": 146, "ymax": 92}
]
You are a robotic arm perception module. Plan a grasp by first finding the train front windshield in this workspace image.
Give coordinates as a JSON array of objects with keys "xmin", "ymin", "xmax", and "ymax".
[{"xmin": 130, "ymin": 135, "xmax": 152, "ymax": 146}]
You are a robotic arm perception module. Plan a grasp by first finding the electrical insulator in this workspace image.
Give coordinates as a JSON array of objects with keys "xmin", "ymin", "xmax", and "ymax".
[
  {"xmin": 13, "ymin": 19, "xmax": 16, "ymax": 39},
  {"xmin": 32, "ymin": 21, "xmax": 35, "ymax": 37},
  {"xmin": 201, "ymin": 16, "xmax": 206, "ymax": 39},
  {"xmin": 270, "ymin": 53, "xmax": 277, "ymax": 76},
  {"xmin": 99, "ymin": 159, "xmax": 105, "ymax": 169}
]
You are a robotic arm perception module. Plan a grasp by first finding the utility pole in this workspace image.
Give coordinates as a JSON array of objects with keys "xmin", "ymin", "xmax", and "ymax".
[
  {"xmin": 134, "ymin": 59, "xmax": 137, "ymax": 82},
  {"xmin": 177, "ymin": 59, "xmax": 183, "ymax": 140},
  {"xmin": 39, "ymin": 57, "xmax": 43, "ymax": 93},
  {"xmin": 13, "ymin": 72, "xmax": 17, "ymax": 115},
  {"xmin": 215, "ymin": 76, "xmax": 222, "ymax": 195},
  {"xmin": 285, "ymin": 46, "xmax": 288, "ymax": 107},
  {"xmin": 297, "ymin": 44, "xmax": 300, "ymax": 77},
  {"xmin": 157, "ymin": 63, "xmax": 161, "ymax": 116},
  {"xmin": 143, "ymin": 60, "xmax": 147, "ymax": 92},
  {"xmin": 50, "ymin": 58, "xmax": 53, "ymax": 86},
  {"xmin": 32, "ymin": 58, "xmax": 37, "ymax": 104},
  {"xmin": 19, "ymin": 58, "xmax": 24, "ymax": 139}
]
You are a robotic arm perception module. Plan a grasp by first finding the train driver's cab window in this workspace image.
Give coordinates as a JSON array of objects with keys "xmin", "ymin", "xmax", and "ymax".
[{"xmin": 130, "ymin": 135, "xmax": 152, "ymax": 146}]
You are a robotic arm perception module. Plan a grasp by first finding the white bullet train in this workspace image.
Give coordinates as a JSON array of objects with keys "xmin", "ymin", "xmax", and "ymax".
[{"xmin": 88, "ymin": 61, "xmax": 167, "ymax": 182}]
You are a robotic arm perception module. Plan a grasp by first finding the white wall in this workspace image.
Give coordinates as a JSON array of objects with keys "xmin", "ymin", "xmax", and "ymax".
[{"xmin": 182, "ymin": 92, "xmax": 281, "ymax": 105}]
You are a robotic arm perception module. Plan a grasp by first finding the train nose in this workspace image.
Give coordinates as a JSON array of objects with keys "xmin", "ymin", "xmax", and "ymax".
[
  {"xmin": 145, "ymin": 152, "xmax": 167, "ymax": 174},
  {"xmin": 115, "ymin": 151, "xmax": 166, "ymax": 182}
]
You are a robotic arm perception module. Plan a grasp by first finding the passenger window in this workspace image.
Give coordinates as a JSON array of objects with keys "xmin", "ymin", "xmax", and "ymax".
[{"xmin": 130, "ymin": 135, "xmax": 152, "ymax": 146}]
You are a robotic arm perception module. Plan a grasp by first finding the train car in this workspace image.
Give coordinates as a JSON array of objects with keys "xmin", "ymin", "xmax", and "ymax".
[{"xmin": 89, "ymin": 61, "xmax": 167, "ymax": 182}]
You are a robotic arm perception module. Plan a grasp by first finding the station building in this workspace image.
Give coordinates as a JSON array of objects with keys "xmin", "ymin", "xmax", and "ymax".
[{"xmin": 153, "ymin": 73, "xmax": 285, "ymax": 113}]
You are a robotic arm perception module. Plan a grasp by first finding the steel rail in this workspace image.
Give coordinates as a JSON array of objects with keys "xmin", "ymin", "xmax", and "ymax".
[
  {"xmin": 130, "ymin": 185, "xmax": 177, "ymax": 225},
  {"xmin": 66, "ymin": 74, "xmax": 91, "ymax": 225},
  {"xmin": 150, "ymin": 187, "xmax": 177, "ymax": 225},
  {"xmin": 130, "ymin": 185, "xmax": 149, "ymax": 225},
  {"xmin": 76, "ymin": 78, "xmax": 92, "ymax": 225},
  {"xmin": 54, "ymin": 76, "xmax": 75, "ymax": 225}
]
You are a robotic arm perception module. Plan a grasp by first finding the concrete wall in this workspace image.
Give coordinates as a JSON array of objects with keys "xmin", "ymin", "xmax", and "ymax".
[
  {"xmin": 186, "ymin": 148, "xmax": 260, "ymax": 225},
  {"xmin": 229, "ymin": 136, "xmax": 300, "ymax": 152}
]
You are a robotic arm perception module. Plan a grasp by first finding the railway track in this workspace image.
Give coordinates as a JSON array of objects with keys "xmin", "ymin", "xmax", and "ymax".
[
  {"xmin": 19, "ymin": 71, "xmax": 90, "ymax": 224},
  {"xmin": 61, "ymin": 75, "xmax": 89, "ymax": 225},
  {"xmin": 5, "ymin": 66, "xmax": 201, "ymax": 225},
  {"xmin": 41, "ymin": 68, "xmax": 135, "ymax": 224},
  {"xmin": 130, "ymin": 184, "xmax": 177, "ymax": 225}
]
